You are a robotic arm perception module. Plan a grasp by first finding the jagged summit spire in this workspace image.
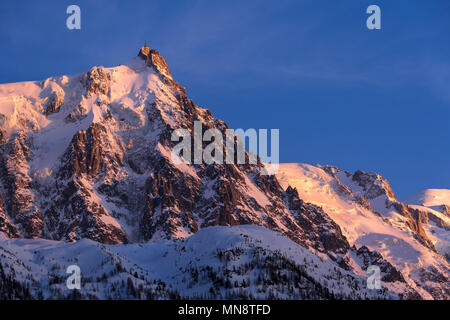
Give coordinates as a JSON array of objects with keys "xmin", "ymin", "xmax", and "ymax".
[
  {"xmin": 139, "ymin": 41, "xmax": 150, "ymax": 58},
  {"xmin": 137, "ymin": 42, "xmax": 173, "ymax": 79}
]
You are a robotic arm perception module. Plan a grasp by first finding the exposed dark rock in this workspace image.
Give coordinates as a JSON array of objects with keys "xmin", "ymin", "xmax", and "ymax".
[
  {"xmin": 0, "ymin": 194, "xmax": 20, "ymax": 238},
  {"xmin": 393, "ymin": 202, "xmax": 436, "ymax": 251},
  {"xmin": 44, "ymin": 90, "xmax": 65, "ymax": 115},
  {"xmin": 353, "ymin": 245, "xmax": 406, "ymax": 283},
  {"xmin": 138, "ymin": 44, "xmax": 172, "ymax": 79},
  {"xmin": 352, "ymin": 170, "xmax": 397, "ymax": 200},
  {"xmin": 0, "ymin": 133, "xmax": 43, "ymax": 237},
  {"xmin": 81, "ymin": 66, "xmax": 111, "ymax": 97},
  {"xmin": 284, "ymin": 186, "xmax": 350, "ymax": 255},
  {"xmin": 65, "ymin": 104, "xmax": 88, "ymax": 123},
  {"xmin": 439, "ymin": 205, "xmax": 450, "ymax": 218}
]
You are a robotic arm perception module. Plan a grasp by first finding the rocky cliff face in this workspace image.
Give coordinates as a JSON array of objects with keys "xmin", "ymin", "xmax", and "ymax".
[{"xmin": 0, "ymin": 133, "xmax": 43, "ymax": 237}]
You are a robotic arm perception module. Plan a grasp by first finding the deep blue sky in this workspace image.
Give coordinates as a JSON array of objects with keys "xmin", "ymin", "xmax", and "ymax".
[{"xmin": 0, "ymin": 0, "xmax": 449, "ymax": 199}]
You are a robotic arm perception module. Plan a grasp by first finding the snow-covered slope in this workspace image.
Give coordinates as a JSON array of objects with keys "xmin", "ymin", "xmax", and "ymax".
[
  {"xmin": 0, "ymin": 225, "xmax": 418, "ymax": 300},
  {"xmin": 406, "ymin": 189, "xmax": 450, "ymax": 208},
  {"xmin": 276, "ymin": 163, "xmax": 449, "ymax": 299}
]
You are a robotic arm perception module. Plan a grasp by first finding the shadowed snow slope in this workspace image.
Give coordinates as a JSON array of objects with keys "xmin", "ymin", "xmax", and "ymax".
[{"xmin": 0, "ymin": 225, "xmax": 414, "ymax": 300}]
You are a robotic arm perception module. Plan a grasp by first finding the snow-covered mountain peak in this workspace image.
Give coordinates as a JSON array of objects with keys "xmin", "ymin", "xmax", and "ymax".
[
  {"xmin": 1, "ymin": 46, "xmax": 344, "ymax": 251},
  {"xmin": 276, "ymin": 163, "xmax": 449, "ymax": 299},
  {"xmin": 406, "ymin": 189, "xmax": 450, "ymax": 208},
  {"xmin": 0, "ymin": 46, "xmax": 448, "ymax": 299}
]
